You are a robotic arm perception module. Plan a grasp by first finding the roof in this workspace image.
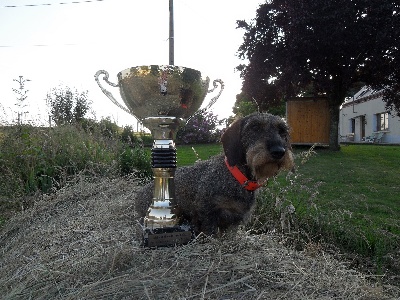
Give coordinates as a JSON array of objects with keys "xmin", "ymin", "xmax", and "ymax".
[{"xmin": 342, "ymin": 86, "xmax": 384, "ymax": 108}]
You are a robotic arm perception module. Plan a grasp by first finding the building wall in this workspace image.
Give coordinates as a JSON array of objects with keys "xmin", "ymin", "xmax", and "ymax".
[{"xmin": 340, "ymin": 95, "xmax": 400, "ymax": 143}]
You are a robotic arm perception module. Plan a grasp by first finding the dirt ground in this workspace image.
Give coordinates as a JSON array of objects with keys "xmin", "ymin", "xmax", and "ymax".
[{"xmin": 1, "ymin": 175, "xmax": 399, "ymax": 299}]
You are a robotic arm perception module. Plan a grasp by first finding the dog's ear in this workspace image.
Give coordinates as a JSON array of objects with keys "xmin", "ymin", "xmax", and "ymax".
[{"xmin": 221, "ymin": 118, "xmax": 245, "ymax": 166}]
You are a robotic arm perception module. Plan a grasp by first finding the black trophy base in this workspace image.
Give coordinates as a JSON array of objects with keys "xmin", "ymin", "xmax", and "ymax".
[{"xmin": 143, "ymin": 226, "xmax": 193, "ymax": 247}]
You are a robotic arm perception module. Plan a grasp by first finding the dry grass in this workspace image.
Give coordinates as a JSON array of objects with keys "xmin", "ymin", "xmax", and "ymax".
[{"xmin": 1, "ymin": 176, "xmax": 399, "ymax": 299}]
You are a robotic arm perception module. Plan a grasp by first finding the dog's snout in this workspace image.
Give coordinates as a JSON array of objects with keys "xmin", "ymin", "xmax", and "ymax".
[{"xmin": 270, "ymin": 145, "xmax": 286, "ymax": 160}]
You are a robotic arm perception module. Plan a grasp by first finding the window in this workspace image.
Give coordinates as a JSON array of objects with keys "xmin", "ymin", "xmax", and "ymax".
[
  {"xmin": 376, "ymin": 112, "xmax": 389, "ymax": 131},
  {"xmin": 357, "ymin": 89, "xmax": 369, "ymax": 98}
]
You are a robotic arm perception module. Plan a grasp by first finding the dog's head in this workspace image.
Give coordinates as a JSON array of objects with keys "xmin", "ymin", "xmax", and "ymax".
[{"xmin": 221, "ymin": 112, "xmax": 294, "ymax": 180}]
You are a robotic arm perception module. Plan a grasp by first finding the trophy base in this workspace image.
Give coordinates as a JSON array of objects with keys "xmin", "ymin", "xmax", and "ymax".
[{"xmin": 143, "ymin": 225, "xmax": 193, "ymax": 247}]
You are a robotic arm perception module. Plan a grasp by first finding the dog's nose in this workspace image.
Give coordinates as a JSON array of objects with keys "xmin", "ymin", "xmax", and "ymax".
[{"xmin": 270, "ymin": 145, "xmax": 286, "ymax": 159}]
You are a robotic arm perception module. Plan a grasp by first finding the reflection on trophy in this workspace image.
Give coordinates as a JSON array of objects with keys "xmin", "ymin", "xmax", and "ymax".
[{"xmin": 95, "ymin": 65, "xmax": 224, "ymax": 246}]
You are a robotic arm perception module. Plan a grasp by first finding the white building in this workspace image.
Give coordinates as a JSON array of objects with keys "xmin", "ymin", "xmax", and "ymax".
[{"xmin": 340, "ymin": 86, "xmax": 400, "ymax": 144}]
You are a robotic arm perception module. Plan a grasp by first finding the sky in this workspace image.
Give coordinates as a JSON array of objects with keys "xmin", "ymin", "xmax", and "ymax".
[{"xmin": 0, "ymin": 0, "xmax": 262, "ymax": 128}]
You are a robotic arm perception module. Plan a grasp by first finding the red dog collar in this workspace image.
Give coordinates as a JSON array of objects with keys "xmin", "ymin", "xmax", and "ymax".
[{"xmin": 224, "ymin": 157, "xmax": 264, "ymax": 191}]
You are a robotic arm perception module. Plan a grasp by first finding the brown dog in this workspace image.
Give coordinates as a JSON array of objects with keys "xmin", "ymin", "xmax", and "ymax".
[{"xmin": 136, "ymin": 112, "xmax": 294, "ymax": 235}]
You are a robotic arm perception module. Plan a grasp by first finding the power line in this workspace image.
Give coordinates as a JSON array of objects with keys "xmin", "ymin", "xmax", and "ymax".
[
  {"xmin": 0, "ymin": 43, "xmax": 79, "ymax": 48},
  {"xmin": 2, "ymin": 0, "xmax": 105, "ymax": 8}
]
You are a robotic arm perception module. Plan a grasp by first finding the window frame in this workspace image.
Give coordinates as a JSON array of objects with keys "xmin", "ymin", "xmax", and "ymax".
[{"xmin": 375, "ymin": 112, "xmax": 389, "ymax": 131}]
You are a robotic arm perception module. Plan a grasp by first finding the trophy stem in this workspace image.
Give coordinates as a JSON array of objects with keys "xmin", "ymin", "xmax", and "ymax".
[
  {"xmin": 142, "ymin": 117, "xmax": 192, "ymax": 247},
  {"xmin": 145, "ymin": 143, "xmax": 177, "ymax": 229}
]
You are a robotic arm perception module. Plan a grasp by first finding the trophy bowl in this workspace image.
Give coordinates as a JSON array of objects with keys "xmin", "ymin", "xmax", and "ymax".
[
  {"xmin": 95, "ymin": 65, "xmax": 224, "ymax": 247},
  {"xmin": 95, "ymin": 65, "xmax": 223, "ymax": 121}
]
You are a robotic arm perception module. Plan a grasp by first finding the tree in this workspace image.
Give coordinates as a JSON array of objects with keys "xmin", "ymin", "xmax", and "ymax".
[
  {"xmin": 237, "ymin": 0, "xmax": 400, "ymax": 150},
  {"xmin": 232, "ymin": 91, "xmax": 286, "ymax": 118},
  {"xmin": 232, "ymin": 92, "xmax": 259, "ymax": 118},
  {"xmin": 46, "ymin": 86, "xmax": 91, "ymax": 126}
]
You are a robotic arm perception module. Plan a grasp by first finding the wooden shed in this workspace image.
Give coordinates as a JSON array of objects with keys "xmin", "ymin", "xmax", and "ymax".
[{"xmin": 286, "ymin": 97, "xmax": 330, "ymax": 145}]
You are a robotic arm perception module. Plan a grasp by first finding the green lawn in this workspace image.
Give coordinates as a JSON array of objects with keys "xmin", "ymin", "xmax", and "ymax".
[
  {"xmin": 295, "ymin": 145, "xmax": 400, "ymax": 260},
  {"xmin": 298, "ymin": 145, "xmax": 399, "ymax": 234},
  {"xmin": 300, "ymin": 145, "xmax": 399, "ymax": 211},
  {"xmin": 176, "ymin": 143, "xmax": 223, "ymax": 166}
]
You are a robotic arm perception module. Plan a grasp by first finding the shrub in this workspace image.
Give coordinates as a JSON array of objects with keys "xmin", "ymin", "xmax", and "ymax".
[
  {"xmin": 118, "ymin": 143, "xmax": 152, "ymax": 183},
  {"xmin": 46, "ymin": 86, "xmax": 91, "ymax": 126},
  {"xmin": 176, "ymin": 110, "xmax": 224, "ymax": 144},
  {"xmin": 98, "ymin": 117, "xmax": 120, "ymax": 139},
  {"xmin": 120, "ymin": 125, "xmax": 138, "ymax": 145}
]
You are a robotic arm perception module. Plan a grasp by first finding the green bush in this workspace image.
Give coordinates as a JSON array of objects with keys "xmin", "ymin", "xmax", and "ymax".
[{"xmin": 119, "ymin": 144, "xmax": 152, "ymax": 183}]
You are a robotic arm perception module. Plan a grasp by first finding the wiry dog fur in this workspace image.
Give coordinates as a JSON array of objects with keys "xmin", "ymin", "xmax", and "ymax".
[{"xmin": 135, "ymin": 112, "xmax": 295, "ymax": 235}]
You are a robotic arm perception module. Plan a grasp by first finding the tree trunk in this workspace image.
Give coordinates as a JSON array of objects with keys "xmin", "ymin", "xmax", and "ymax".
[{"xmin": 328, "ymin": 102, "xmax": 341, "ymax": 151}]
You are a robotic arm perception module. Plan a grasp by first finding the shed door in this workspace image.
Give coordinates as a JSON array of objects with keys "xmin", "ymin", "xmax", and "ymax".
[{"xmin": 287, "ymin": 99, "xmax": 330, "ymax": 144}]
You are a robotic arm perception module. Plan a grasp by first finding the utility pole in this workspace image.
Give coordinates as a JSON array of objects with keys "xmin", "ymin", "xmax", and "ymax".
[
  {"xmin": 169, "ymin": 0, "xmax": 174, "ymax": 65},
  {"xmin": 13, "ymin": 75, "xmax": 31, "ymax": 125}
]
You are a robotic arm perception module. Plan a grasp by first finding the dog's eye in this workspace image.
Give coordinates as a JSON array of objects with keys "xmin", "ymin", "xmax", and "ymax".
[{"xmin": 278, "ymin": 126, "xmax": 288, "ymax": 137}]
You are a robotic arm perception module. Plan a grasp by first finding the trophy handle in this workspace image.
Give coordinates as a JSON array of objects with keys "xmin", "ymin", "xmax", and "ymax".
[
  {"xmin": 186, "ymin": 79, "xmax": 224, "ymax": 123},
  {"xmin": 203, "ymin": 79, "xmax": 225, "ymax": 111},
  {"xmin": 94, "ymin": 70, "xmax": 132, "ymax": 115}
]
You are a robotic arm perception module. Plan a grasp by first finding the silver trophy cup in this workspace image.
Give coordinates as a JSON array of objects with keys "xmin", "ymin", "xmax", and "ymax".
[{"xmin": 94, "ymin": 65, "xmax": 224, "ymax": 246}]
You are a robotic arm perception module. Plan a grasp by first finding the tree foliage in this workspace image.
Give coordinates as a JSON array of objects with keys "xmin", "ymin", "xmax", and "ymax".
[
  {"xmin": 232, "ymin": 92, "xmax": 259, "ymax": 118},
  {"xmin": 46, "ymin": 86, "xmax": 91, "ymax": 126},
  {"xmin": 233, "ymin": 91, "xmax": 286, "ymax": 118},
  {"xmin": 237, "ymin": 0, "xmax": 400, "ymax": 149},
  {"xmin": 176, "ymin": 110, "xmax": 224, "ymax": 144}
]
